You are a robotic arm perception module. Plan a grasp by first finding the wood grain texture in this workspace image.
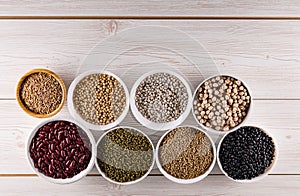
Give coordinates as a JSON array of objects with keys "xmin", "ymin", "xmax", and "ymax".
[
  {"xmin": 1, "ymin": 1, "xmax": 300, "ymax": 17},
  {"xmin": 0, "ymin": 175, "xmax": 299, "ymax": 195},
  {"xmin": 2, "ymin": 20, "xmax": 300, "ymax": 99},
  {"xmin": 1, "ymin": 100, "xmax": 299, "ymax": 174},
  {"xmin": 0, "ymin": 17, "xmax": 299, "ymax": 194}
]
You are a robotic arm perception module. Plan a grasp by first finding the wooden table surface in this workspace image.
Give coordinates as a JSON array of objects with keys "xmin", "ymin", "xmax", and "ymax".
[{"xmin": 1, "ymin": 1, "xmax": 300, "ymax": 195}]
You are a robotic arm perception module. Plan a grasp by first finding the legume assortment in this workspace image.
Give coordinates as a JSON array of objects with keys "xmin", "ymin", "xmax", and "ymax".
[
  {"xmin": 135, "ymin": 72, "xmax": 188, "ymax": 123},
  {"xmin": 29, "ymin": 121, "xmax": 92, "ymax": 179},
  {"xmin": 18, "ymin": 65, "xmax": 275, "ymax": 184},
  {"xmin": 159, "ymin": 127, "xmax": 214, "ymax": 179},
  {"xmin": 194, "ymin": 76, "xmax": 251, "ymax": 131},
  {"xmin": 219, "ymin": 126, "xmax": 276, "ymax": 180},
  {"xmin": 97, "ymin": 128, "xmax": 153, "ymax": 183},
  {"xmin": 73, "ymin": 73, "xmax": 126, "ymax": 125}
]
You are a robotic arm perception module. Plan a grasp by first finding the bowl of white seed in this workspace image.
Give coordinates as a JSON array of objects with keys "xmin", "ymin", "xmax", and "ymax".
[
  {"xmin": 130, "ymin": 70, "xmax": 193, "ymax": 131},
  {"xmin": 192, "ymin": 75, "xmax": 252, "ymax": 134},
  {"xmin": 68, "ymin": 70, "xmax": 130, "ymax": 131}
]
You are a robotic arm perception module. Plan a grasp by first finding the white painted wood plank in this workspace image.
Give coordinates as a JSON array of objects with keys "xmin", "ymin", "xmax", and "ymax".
[
  {"xmin": 0, "ymin": 175, "xmax": 299, "ymax": 195},
  {"xmin": 1, "ymin": 20, "xmax": 300, "ymax": 99},
  {"xmin": 1, "ymin": 1, "xmax": 300, "ymax": 17},
  {"xmin": 0, "ymin": 100, "xmax": 299, "ymax": 174}
]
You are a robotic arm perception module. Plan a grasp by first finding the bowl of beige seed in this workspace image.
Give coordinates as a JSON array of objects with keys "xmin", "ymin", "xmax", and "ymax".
[
  {"xmin": 68, "ymin": 70, "xmax": 129, "ymax": 131},
  {"xmin": 192, "ymin": 75, "xmax": 252, "ymax": 134},
  {"xmin": 130, "ymin": 70, "xmax": 193, "ymax": 131},
  {"xmin": 156, "ymin": 125, "xmax": 216, "ymax": 184},
  {"xmin": 16, "ymin": 69, "xmax": 66, "ymax": 118}
]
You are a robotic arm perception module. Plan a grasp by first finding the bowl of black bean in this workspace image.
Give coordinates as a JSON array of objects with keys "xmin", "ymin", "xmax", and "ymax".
[
  {"xmin": 26, "ymin": 119, "xmax": 96, "ymax": 184},
  {"xmin": 95, "ymin": 126, "xmax": 155, "ymax": 185},
  {"xmin": 130, "ymin": 70, "xmax": 192, "ymax": 131},
  {"xmin": 192, "ymin": 75, "xmax": 252, "ymax": 134},
  {"xmin": 68, "ymin": 70, "xmax": 130, "ymax": 131},
  {"xmin": 217, "ymin": 126, "xmax": 278, "ymax": 183}
]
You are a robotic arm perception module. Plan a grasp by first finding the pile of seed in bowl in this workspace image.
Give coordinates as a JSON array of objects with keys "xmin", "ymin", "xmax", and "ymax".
[
  {"xmin": 159, "ymin": 127, "xmax": 214, "ymax": 179},
  {"xmin": 219, "ymin": 126, "xmax": 275, "ymax": 180},
  {"xmin": 193, "ymin": 76, "xmax": 251, "ymax": 131},
  {"xmin": 73, "ymin": 73, "xmax": 126, "ymax": 125},
  {"xmin": 20, "ymin": 72, "xmax": 63, "ymax": 115},
  {"xmin": 97, "ymin": 128, "xmax": 153, "ymax": 183},
  {"xmin": 29, "ymin": 121, "xmax": 92, "ymax": 179},
  {"xmin": 135, "ymin": 72, "xmax": 188, "ymax": 123}
]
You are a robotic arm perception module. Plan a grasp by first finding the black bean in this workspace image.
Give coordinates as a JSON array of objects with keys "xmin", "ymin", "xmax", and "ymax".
[{"xmin": 219, "ymin": 126, "xmax": 275, "ymax": 180}]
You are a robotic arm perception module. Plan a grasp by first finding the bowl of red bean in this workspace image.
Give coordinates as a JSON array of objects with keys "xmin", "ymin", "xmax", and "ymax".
[{"xmin": 26, "ymin": 119, "xmax": 96, "ymax": 184}]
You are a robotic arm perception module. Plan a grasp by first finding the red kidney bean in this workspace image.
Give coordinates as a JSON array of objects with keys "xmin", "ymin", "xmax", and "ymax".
[
  {"xmin": 70, "ymin": 160, "xmax": 75, "ymax": 169},
  {"xmin": 64, "ymin": 137, "xmax": 68, "ymax": 144},
  {"xmin": 29, "ymin": 120, "xmax": 92, "ymax": 179},
  {"xmin": 50, "ymin": 144, "xmax": 54, "ymax": 152},
  {"xmin": 74, "ymin": 156, "xmax": 78, "ymax": 162},
  {"xmin": 79, "ymin": 155, "xmax": 85, "ymax": 164},
  {"xmin": 61, "ymin": 150, "xmax": 66, "ymax": 157}
]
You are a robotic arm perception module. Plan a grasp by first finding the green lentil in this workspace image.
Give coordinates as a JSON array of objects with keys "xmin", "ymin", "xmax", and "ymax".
[{"xmin": 97, "ymin": 128, "xmax": 153, "ymax": 183}]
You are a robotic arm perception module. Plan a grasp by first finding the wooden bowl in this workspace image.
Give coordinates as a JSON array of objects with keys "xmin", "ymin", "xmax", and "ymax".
[{"xmin": 16, "ymin": 69, "xmax": 66, "ymax": 118}]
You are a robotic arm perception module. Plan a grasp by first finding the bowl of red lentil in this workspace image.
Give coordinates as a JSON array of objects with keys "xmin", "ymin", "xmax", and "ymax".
[{"xmin": 16, "ymin": 69, "xmax": 67, "ymax": 118}]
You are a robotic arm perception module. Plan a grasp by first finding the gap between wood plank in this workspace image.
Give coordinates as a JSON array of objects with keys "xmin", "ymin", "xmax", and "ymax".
[
  {"xmin": 0, "ymin": 174, "xmax": 298, "ymax": 177},
  {"xmin": 0, "ymin": 174, "xmax": 162, "ymax": 177},
  {"xmin": 1, "ymin": 98, "xmax": 299, "ymax": 101},
  {"xmin": 1, "ymin": 16, "xmax": 300, "ymax": 20}
]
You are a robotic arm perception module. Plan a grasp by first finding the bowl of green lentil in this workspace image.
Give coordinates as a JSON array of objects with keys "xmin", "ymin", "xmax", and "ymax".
[
  {"xmin": 68, "ymin": 70, "xmax": 129, "ymax": 131},
  {"xmin": 130, "ymin": 70, "xmax": 193, "ymax": 131},
  {"xmin": 156, "ymin": 125, "xmax": 216, "ymax": 184},
  {"xmin": 192, "ymin": 75, "xmax": 252, "ymax": 135},
  {"xmin": 95, "ymin": 126, "xmax": 155, "ymax": 185},
  {"xmin": 217, "ymin": 126, "xmax": 278, "ymax": 183}
]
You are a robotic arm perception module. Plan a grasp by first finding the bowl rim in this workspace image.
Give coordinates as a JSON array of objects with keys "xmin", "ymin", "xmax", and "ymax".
[
  {"xmin": 67, "ymin": 70, "xmax": 130, "ymax": 131},
  {"xmin": 16, "ymin": 68, "xmax": 67, "ymax": 118},
  {"xmin": 25, "ymin": 118, "xmax": 96, "ymax": 184},
  {"xmin": 155, "ymin": 125, "xmax": 216, "ymax": 184},
  {"xmin": 217, "ymin": 125, "xmax": 278, "ymax": 183},
  {"xmin": 94, "ymin": 126, "xmax": 155, "ymax": 185},
  {"xmin": 192, "ymin": 74, "xmax": 253, "ymax": 135},
  {"xmin": 130, "ymin": 69, "xmax": 193, "ymax": 131}
]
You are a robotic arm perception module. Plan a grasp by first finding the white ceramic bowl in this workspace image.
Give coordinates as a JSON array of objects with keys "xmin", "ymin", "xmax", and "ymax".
[
  {"xmin": 26, "ymin": 119, "xmax": 96, "ymax": 184},
  {"xmin": 217, "ymin": 126, "xmax": 278, "ymax": 183},
  {"xmin": 130, "ymin": 69, "xmax": 193, "ymax": 131},
  {"xmin": 95, "ymin": 126, "xmax": 155, "ymax": 185},
  {"xmin": 68, "ymin": 70, "xmax": 130, "ymax": 131},
  {"xmin": 192, "ymin": 74, "xmax": 252, "ymax": 135},
  {"xmin": 156, "ymin": 125, "xmax": 216, "ymax": 184}
]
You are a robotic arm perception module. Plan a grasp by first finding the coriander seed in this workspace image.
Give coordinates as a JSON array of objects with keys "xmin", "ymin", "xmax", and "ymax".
[{"xmin": 73, "ymin": 73, "xmax": 127, "ymax": 126}]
